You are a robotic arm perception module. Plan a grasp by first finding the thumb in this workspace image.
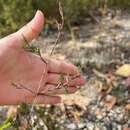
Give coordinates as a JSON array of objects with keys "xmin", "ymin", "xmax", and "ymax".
[{"xmin": 16, "ymin": 10, "xmax": 44, "ymax": 43}]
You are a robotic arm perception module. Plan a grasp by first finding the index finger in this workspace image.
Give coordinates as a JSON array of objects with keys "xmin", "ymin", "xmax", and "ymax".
[{"xmin": 47, "ymin": 59, "xmax": 80, "ymax": 75}]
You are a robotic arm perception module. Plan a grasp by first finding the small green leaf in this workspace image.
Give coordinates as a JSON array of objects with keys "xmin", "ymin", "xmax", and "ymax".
[
  {"xmin": 22, "ymin": 34, "xmax": 47, "ymax": 64},
  {"xmin": 10, "ymin": 81, "xmax": 17, "ymax": 87},
  {"xmin": 60, "ymin": 74, "xmax": 65, "ymax": 82},
  {"xmin": 22, "ymin": 34, "xmax": 40, "ymax": 55},
  {"xmin": 63, "ymin": 85, "xmax": 69, "ymax": 94}
]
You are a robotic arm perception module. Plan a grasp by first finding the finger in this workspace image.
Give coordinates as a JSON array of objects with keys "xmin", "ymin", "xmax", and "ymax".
[
  {"xmin": 16, "ymin": 10, "xmax": 44, "ymax": 45},
  {"xmin": 25, "ymin": 94, "xmax": 61, "ymax": 104},
  {"xmin": 47, "ymin": 73, "xmax": 86, "ymax": 86},
  {"xmin": 42, "ymin": 84, "xmax": 77, "ymax": 95},
  {"xmin": 47, "ymin": 59, "xmax": 80, "ymax": 75}
]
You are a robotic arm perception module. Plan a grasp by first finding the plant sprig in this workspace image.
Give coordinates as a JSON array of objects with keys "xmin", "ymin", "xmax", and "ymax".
[
  {"xmin": 22, "ymin": 34, "xmax": 47, "ymax": 64},
  {"xmin": 50, "ymin": 0, "xmax": 64, "ymax": 56}
]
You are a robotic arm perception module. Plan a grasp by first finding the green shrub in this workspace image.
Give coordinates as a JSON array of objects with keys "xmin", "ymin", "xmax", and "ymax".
[
  {"xmin": 0, "ymin": 0, "xmax": 130, "ymax": 36},
  {"xmin": 0, "ymin": 0, "xmax": 33, "ymax": 36}
]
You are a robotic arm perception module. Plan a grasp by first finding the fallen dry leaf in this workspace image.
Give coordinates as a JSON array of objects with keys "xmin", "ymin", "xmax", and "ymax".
[
  {"xmin": 103, "ymin": 95, "xmax": 117, "ymax": 110},
  {"xmin": 95, "ymin": 110, "xmax": 104, "ymax": 119},
  {"xmin": 93, "ymin": 69, "xmax": 117, "ymax": 95},
  {"xmin": 125, "ymin": 104, "xmax": 130, "ymax": 110},
  {"xmin": 62, "ymin": 91, "xmax": 89, "ymax": 110},
  {"xmin": 116, "ymin": 64, "xmax": 130, "ymax": 77},
  {"xmin": 70, "ymin": 110, "xmax": 83, "ymax": 123},
  {"xmin": 123, "ymin": 128, "xmax": 130, "ymax": 130}
]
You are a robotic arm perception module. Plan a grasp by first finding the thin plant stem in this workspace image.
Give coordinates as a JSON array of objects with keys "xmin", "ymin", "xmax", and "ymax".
[{"xmin": 50, "ymin": 0, "xmax": 64, "ymax": 55}]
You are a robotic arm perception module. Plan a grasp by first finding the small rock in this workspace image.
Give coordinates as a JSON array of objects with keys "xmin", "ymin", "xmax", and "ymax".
[{"xmin": 67, "ymin": 123, "xmax": 77, "ymax": 130}]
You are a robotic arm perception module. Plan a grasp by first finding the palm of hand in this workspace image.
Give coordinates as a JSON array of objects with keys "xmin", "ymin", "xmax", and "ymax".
[
  {"xmin": 0, "ymin": 36, "xmax": 49, "ymax": 104},
  {"xmin": 0, "ymin": 11, "xmax": 85, "ymax": 105}
]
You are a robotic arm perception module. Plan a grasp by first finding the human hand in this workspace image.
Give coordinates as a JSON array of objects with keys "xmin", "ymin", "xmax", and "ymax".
[{"xmin": 0, "ymin": 10, "xmax": 86, "ymax": 105}]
